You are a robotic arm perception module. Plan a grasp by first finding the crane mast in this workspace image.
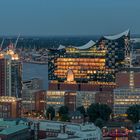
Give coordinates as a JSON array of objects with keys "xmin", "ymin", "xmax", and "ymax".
[
  {"xmin": 14, "ymin": 34, "xmax": 20, "ymax": 49},
  {"xmin": 0, "ymin": 39, "xmax": 5, "ymax": 50}
]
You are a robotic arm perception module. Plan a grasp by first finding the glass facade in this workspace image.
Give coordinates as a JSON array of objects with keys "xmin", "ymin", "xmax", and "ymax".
[
  {"xmin": 48, "ymin": 30, "xmax": 130, "ymax": 85},
  {"xmin": 46, "ymin": 91, "xmax": 65, "ymax": 113},
  {"xmin": 11, "ymin": 60, "xmax": 22, "ymax": 98},
  {"xmin": 114, "ymin": 88, "xmax": 140, "ymax": 115},
  {"xmin": 0, "ymin": 50, "xmax": 22, "ymax": 98}
]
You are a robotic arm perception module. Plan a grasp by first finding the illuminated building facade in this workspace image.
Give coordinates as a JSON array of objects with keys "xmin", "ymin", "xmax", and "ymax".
[
  {"xmin": 48, "ymin": 30, "xmax": 130, "ymax": 86},
  {"xmin": 116, "ymin": 67, "xmax": 140, "ymax": 88},
  {"xmin": 95, "ymin": 91, "xmax": 113, "ymax": 109},
  {"xmin": 76, "ymin": 91, "xmax": 96, "ymax": 109},
  {"xmin": 47, "ymin": 90, "xmax": 96, "ymax": 113},
  {"xmin": 22, "ymin": 89, "xmax": 45, "ymax": 114},
  {"xmin": 64, "ymin": 91, "xmax": 96, "ymax": 111},
  {"xmin": 22, "ymin": 78, "xmax": 45, "ymax": 114},
  {"xmin": 46, "ymin": 91, "xmax": 65, "ymax": 113},
  {"xmin": 0, "ymin": 96, "xmax": 21, "ymax": 118},
  {"xmin": 64, "ymin": 92, "xmax": 76, "ymax": 112},
  {"xmin": 35, "ymin": 90, "xmax": 46, "ymax": 113},
  {"xmin": 0, "ymin": 49, "xmax": 22, "ymax": 98},
  {"xmin": 114, "ymin": 67, "xmax": 140, "ymax": 115},
  {"xmin": 113, "ymin": 88, "xmax": 140, "ymax": 115}
]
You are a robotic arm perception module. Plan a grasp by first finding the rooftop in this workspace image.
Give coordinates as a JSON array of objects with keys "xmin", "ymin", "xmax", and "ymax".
[
  {"xmin": 0, "ymin": 125, "xmax": 28, "ymax": 135},
  {"xmin": 57, "ymin": 29, "xmax": 130, "ymax": 50},
  {"xmin": 0, "ymin": 119, "xmax": 16, "ymax": 127}
]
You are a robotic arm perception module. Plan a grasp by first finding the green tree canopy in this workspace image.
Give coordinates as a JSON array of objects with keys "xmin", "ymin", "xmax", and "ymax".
[
  {"xmin": 60, "ymin": 114, "xmax": 70, "ymax": 122},
  {"xmin": 76, "ymin": 106, "xmax": 86, "ymax": 116},
  {"xmin": 87, "ymin": 103, "xmax": 112, "ymax": 122},
  {"xmin": 126, "ymin": 105, "xmax": 140, "ymax": 123},
  {"xmin": 94, "ymin": 118, "xmax": 105, "ymax": 128},
  {"xmin": 46, "ymin": 106, "xmax": 55, "ymax": 120},
  {"xmin": 58, "ymin": 106, "xmax": 69, "ymax": 116}
]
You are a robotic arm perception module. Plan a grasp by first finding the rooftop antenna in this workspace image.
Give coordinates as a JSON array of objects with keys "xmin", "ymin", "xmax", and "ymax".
[{"xmin": 0, "ymin": 39, "xmax": 5, "ymax": 50}]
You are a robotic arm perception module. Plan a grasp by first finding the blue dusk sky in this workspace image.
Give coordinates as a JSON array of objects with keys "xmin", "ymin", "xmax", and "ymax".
[{"xmin": 0, "ymin": 0, "xmax": 140, "ymax": 36}]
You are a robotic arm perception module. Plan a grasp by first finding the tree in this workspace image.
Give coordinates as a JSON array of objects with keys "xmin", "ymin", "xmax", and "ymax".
[
  {"xmin": 76, "ymin": 106, "xmax": 86, "ymax": 117},
  {"xmin": 126, "ymin": 105, "xmax": 140, "ymax": 123},
  {"xmin": 60, "ymin": 114, "xmax": 70, "ymax": 122},
  {"xmin": 87, "ymin": 103, "xmax": 112, "ymax": 122},
  {"xmin": 99, "ymin": 104, "xmax": 112, "ymax": 121},
  {"xmin": 94, "ymin": 118, "xmax": 105, "ymax": 128},
  {"xmin": 58, "ymin": 106, "xmax": 69, "ymax": 116},
  {"xmin": 87, "ymin": 103, "xmax": 100, "ymax": 122},
  {"xmin": 46, "ymin": 106, "xmax": 55, "ymax": 120}
]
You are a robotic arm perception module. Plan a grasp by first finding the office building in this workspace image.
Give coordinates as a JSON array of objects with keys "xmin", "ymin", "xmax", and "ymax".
[
  {"xmin": 22, "ymin": 78, "xmax": 45, "ymax": 114},
  {"xmin": 35, "ymin": 90, "xmax": 46, "ymax": 113},
  {"xmin": 113, "ymin": 88, "xmax": 140, "ymax": 115},
  {"xmin": 95, "ymin": 91, "xmax": 113, "ymax": 109},
  {"xmin": 46, "ymin": 91, "xmax": 65, "ymax": 113},
  {"xmin": 76, "ymin": 91, "xmax": 96, "ymax": 109},
  {"xmin": 64, "ymin": 92, "xmax": 76, "ymax": 112},
  {"xmin": 47, "ymin": 90, "xmax": 96, "ymax": 113},
  {"xmin": 0, "ymin": 49, "xmax": 22, "ymax": 98},
  {"xmin": 116, "ymin": 67, "xmax": 140, "ymax": 88},
  {"xmin": 114, "ymin": 67, "xmax": 140, "ymax": 115},
  {"xmin": 0, "ymin": 96, "xmax": 21, "ymax": 118},
  {"xmin": 22, "ymin": 89, "xmax": 45, "ymax": 114}
]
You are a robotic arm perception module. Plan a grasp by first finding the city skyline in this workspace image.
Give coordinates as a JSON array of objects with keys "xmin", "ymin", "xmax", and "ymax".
[{"xmin": 0, "ymin": 0, "xmax": 140, "ymax": 36}]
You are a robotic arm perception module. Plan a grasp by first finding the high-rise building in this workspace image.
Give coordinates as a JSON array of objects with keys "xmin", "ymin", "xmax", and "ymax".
[
  {"xmin": 48, "ymin": 30, "xmax": 130, "ymax": 86},
  {"xmin": 47, "ymin": 30, "xmax": 130, "ymax": 113},
  {"xmin": 0, "ymin": 49, "xmax": 22, "ymax": 98},
  {"xmin": 0, "ymin": 58, "xmax": 5, "ymax": 96}
]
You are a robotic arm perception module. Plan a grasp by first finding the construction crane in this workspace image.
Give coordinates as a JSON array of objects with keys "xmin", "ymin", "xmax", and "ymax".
[
  {"xmin": 14, "ymin": 34, "xmax": 20, "ymax": 49},
  {"xmin": 0, "ymin": 39, "xmax": 5, "ymax": 51}
]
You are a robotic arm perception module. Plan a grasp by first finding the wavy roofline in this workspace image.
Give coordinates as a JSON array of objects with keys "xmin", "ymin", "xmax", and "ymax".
[
  {"xmin": 57, "ymin": 29, "xmax": 130, "ymax": 50},
  {"xmin": 104, "ymin": 29, "xmax": 130, "ymax": 40},
  {"xmin": 57, "ymin": 40, "xmax": 96, "ymax": 50}
]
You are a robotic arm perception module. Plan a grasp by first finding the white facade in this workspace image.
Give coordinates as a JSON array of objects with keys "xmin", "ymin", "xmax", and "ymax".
[{"xmin": 31, "ymin": 120, "xmax": 102, "ymax": 140}]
